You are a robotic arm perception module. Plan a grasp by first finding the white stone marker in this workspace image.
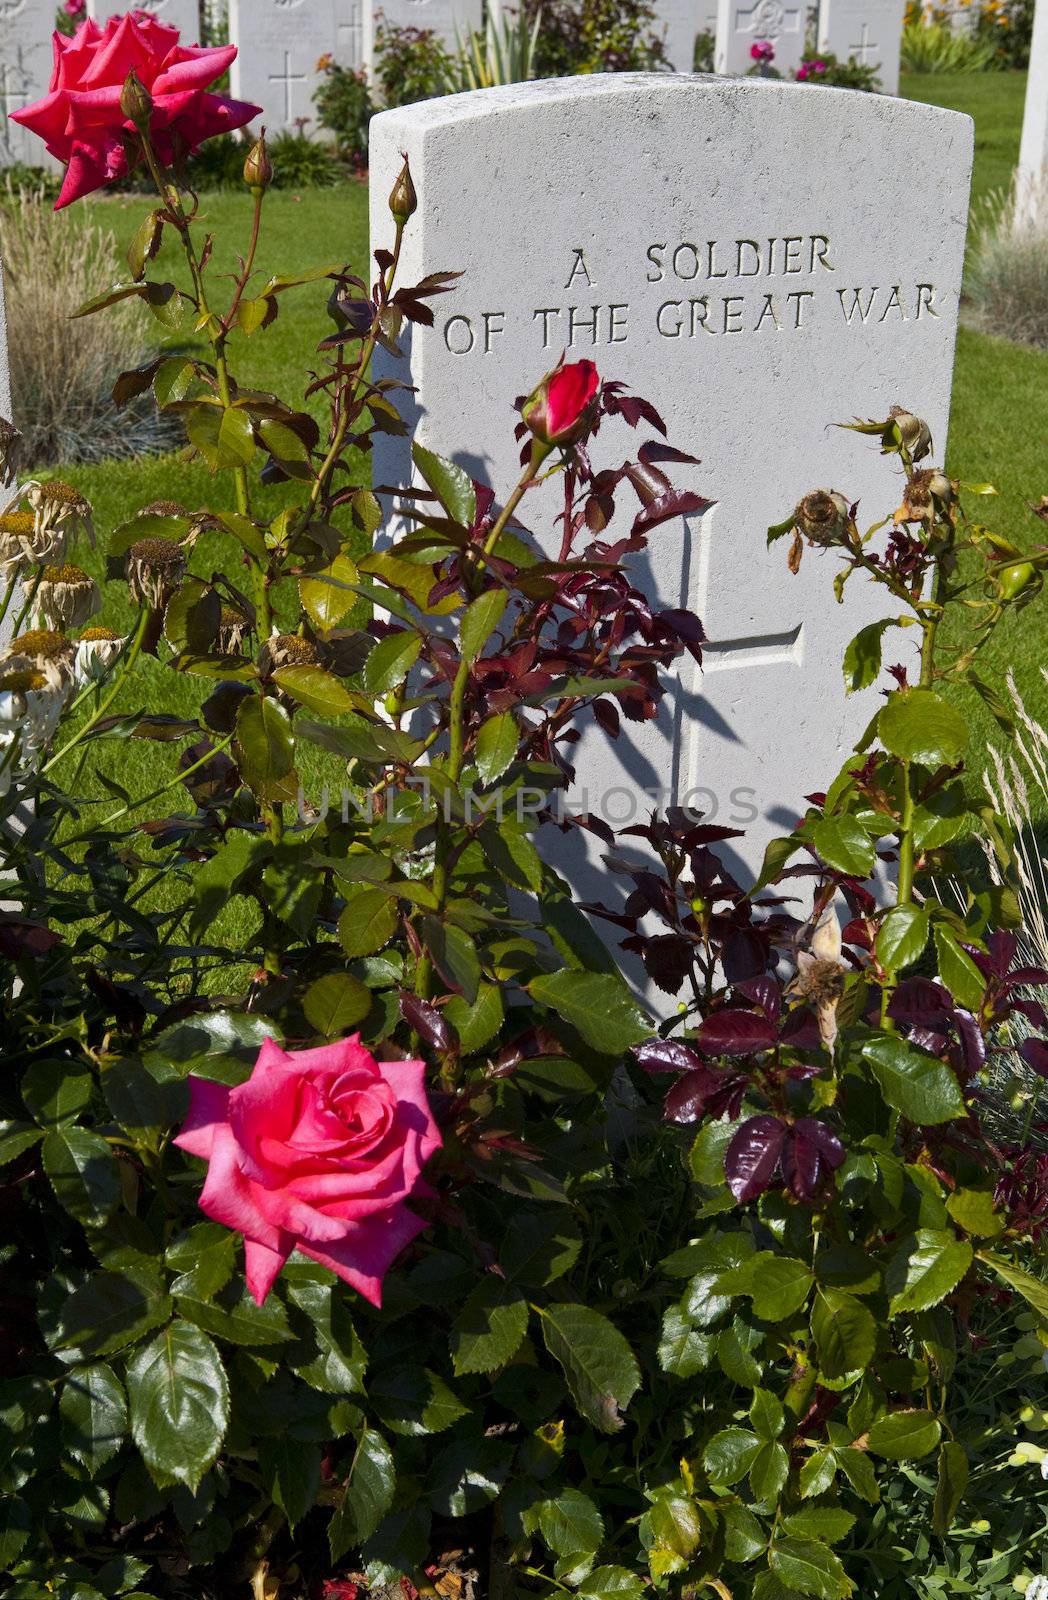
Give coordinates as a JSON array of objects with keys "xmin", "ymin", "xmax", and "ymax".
[
  {"xmin": 0, "ymin": 0, "xmax": 55, "ymax": 168},
  {"xmin": 1016, "ymin": 0, "xmax": 1048, "ymax": 225},
  {"xmin": 229, "ymin": 0, "xmax": 340, "ymax": 133},
  {"xmin": 715, "ymin": 0, "xmax": 805, "ymax": 75},
  {"xmin": 87, "ymin": 0, "xmax": 201, "ymax": 39},
  {"xmin": 653, "ymin": 0, "xmax": 701, "ymax": 70},
  {"xmin": 817, "ymin": 0, "xmax": 905, "ymax": 94},
  {"xmin": 370, "ymin": 75, "xmax": 972, "ymax": 918}
]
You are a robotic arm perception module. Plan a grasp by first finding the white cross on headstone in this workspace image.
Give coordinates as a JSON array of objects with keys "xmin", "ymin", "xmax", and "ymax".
[
  {"xmin": 848, "ymin": 21, "xmax": 879, "ymax": 60},
  {"xmin": 339, "ymin": 3, "xmax": 363, "ymax": 69},
  {"xmin": 269, "ymin": 49, "xmax": 306, "ymax": 122},
  {"xmin": 0, "ymin": 58, "xmax": 26, "ymax": 119}
]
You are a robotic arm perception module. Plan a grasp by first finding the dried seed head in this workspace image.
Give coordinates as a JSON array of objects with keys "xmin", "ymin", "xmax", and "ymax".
[
  {"xmin": 139, "ymin": 500, "xmax": 188, "ymax": 518},
  {"xmin": 0, "ymin": 417, "xmax": 21, "ymax": 486},
  {"xmin": 259, "ymin": 632, "xmax": 322, "ymax": 677},
  {"xmin": 126, "ymin": 538, "xmax": 187, "ymax": 610},
  {"xmin": 35, "ymin": 564, "xmax": 101, "ymax": 631},
  {"xmin": 896, "ymin": 468, "xmax": 955, "ymax": 524},
  {"xmin": 0, "ymin": 667, "xmax": 47, "ymax": 695},
  {"xmin": 78, "ymin": 625, "xmax": 119, "ymax": 643},
  {"xmin": 217, "ymin": 608, "xmax": 250, "ymax": 655},
  {"xmin": 27, "ymin": 479, "xmax": 95, "ymax": 549},
  {"xmin": 794, "ymin": 489, "xmax": 851, "ymax": 545},
  {"xmin": 7, "ymin": 628, "xmax": 75, "ymax": 665}
]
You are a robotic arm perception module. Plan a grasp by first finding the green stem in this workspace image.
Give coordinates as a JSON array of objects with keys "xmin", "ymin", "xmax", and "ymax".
[{"xmin": 896, "ymin": 760, "xmax": 915, "ymax": 909}]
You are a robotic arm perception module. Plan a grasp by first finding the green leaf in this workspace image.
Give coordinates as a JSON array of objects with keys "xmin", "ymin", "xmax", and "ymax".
[
  {"xmin": 769, "ymin": 1537, "xmax": 849, "ymax": 1599},
  {"xmin": 285, "ymin": 1277, "xmax": 366, "ymax": 1394},
  {"xmin": 878, "ymin": 687, "xmax": 968, "ymax": 767},
  {"xmin": 43, "ymin": 1126, "xmax": 121, "ymax": 1226},
  {"xmin": 834, "ymin": 1444, "xmax": 880, "ymax": 1502},
  {"xmin": 719, "ymin": 1251, "xmax": 814, "ymax": 1322},
  {"xmin": 875, "ymin": 905, "xmax": 930, "ymax": 973},
  {"xmin": 450, "ymin": 1278, "xmax": 529, "ymax": 1375},
  {"xmin": 412, "ymin": 441, "xmax": 477, "ymax": 527},
  {"xmin": 749, "ymin": 1440, "xmax": 789, "ymax": 1502},
  {"xmin": 273, "ymin": 664, "xmax": 360, "ymax": 715},
  {"xmin": 0, "ymin": 1496, "xmax": 31, "ymax": 1569},
  {"xmin": 500, "ymin": 1209, "xmax": 582, "ymax": 1286},
  {"xmin": 946, "ymin": 1186, "xmax": 1003, "ymax": 1237},
  {"xmin": 933, "ymin": 924, "xmax": 986, "ymax": 1011},
  {"xmin": 300, "ymin": 552, "xmax": 359, "ymax": 629},
  {"xmin": 843, "ymin": 618, "xmax": 894, "ymax": 693},
  {"xmin": 750, "ymin": 1387, "xmax": 785, "ymax": 1440},
  {"xmin": 811, "ymin": 1289, "xmax": 876, "ymax": 1379},
  {"xmin": 866, "ymin": 1408, "xmax": 941, "ymax": 1459},
  {"xmin": 127, "ymin": 1321, "xmax": 229, "ymax": 1490},
  {"xmin": 0, "ymin": 1119, "xmax": 43, "ymax": 1166},
  {"xmin": 528, "ymin": 970, "xmax": 651, "ymax": 1054},
  {"xmin": 258, "ymin": 1437, "xmax": 322, "ymax": 1530},
  {"xmin": 369, "ymin": 1367, "xmax": 468, "ymax": 1437},
  {"xmin": 861, "ymin": 1036, "xmax": 966, "ymax": 1124},
  {"xmin": 187, "ymin": 403, "xmax": 256, "ymax": 471},
  {"xmin": 932, "ymin": 1439, "xmax": 968, "ymax": 1536},
  {"xmin": 303, "ymin": 973, "xmax": 372, "ymax": 1037},
  {"xmin": 703, "ymin": 1426, "xmax": 761, "ymax": 1485},
  {"xmin": 165, "ymin": 1224, "xmax": 236, "ymax": 1302},
  {"xmin": 810, "ymin": 812, "xmax": 875, "ymax": 877},
  {"xmin": 56, "ymin": 1269, "xmax": 172, "ymax": 1358},
  {"xmin": 751, "ymin": 834, "xmax": 801, "ymax": 894},
  {"xmin": 175, "ymin": 1282, "xmax": 293, "ymax": 1348},
  {"xmin": 475, "ymin": 712, "xmax": 517, "ymax": 784},
  {"xmin": 537, "ymin": 1486, "xmax": 604, "ymax": 1556},
  {"xmin": 329, "ymin": 1427, "xmax": 396, "ymax": 1560},
  {"xmin": 21, "ymin": 1058, "xmax": 93, "ymax": 1128},
  {"xmin": 259, "ymin": 418, "xmax": 313, "ymax": 476},
  {"xmin": 60, "ymin": 1363, "xmax": 128, "ymax": 1475},
  {"xmin": 234, "ymin": 695, "xmax": 295, "ymax": 800},
  {"xmin": 783, "ymin": 1508, "xmax": 856, "ymax": 1544},
  {"xmin": 421, "ymin": 915, "xmax": 482, "ymax": 1002},
  {"xmin": 102, "ymin": 1059, "xmax": 173, "ymax": 1151},
  {"xmin": 886, "ymin": 1229, "xmax": 973, "ymax": 1315},
  {"xmin": 977, "ymin": 1250, "xmax": 1048, "ymax": 1321},
  {"xmin": 540, "ymin": 1303, "xmax": 641, "ymax": 1433},
  {"xmin": 427, "ymin": 1436, "xmax": 513, "ymax": 1517},
  {"xmin": 338, "ymin": 886, "xmax": 399, "ymax": 959},
  {"xmin": 577, "ymin": 1568, "xmax": 646, "ymax": 1598},
  {"xmin": 444, "ymin": 982, "xmax": 504, "ymax": 1055},
  {"xmin": 658, "ymin": 1306, "xmax": 713, "ymax": 1378},
  {"xmin": 461, "ymin": 589, "xmax": 507, "ymax": 664},
  {"xmin": 362, "ymin": 630, "xmax": 422, "ymax": 695}
]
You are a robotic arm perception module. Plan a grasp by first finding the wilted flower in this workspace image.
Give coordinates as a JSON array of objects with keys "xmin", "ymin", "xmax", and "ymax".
[
  {"xmin": 0, "ymin": 418, "xmax": 21, "ymax": 486},
  {"xmin": 217, "ymin": 608, "xmax": 250, "ymax": 656},
  {"xmin": 788, "ymin": 489, "xmax": 853, "ymax": 572},
  {"xmin": 0, "ymin": 511, "xmax": 63, "ymax": 576},
  {"xmin": 35, "ymin": 564, "xmax": 101, "ymax": 631},
  {"xmin": 0, "ymin": 631, "xmax": 77, "ymax": 758},
  {"xmin": 259, "ymin": 631, "xmax": 322, "ymax": 677},
  {"xmin": 75, "ymin": 625, "xmax": 124, "ymax": 682},
  {"xmin": 126, "ymin": 538, "xmax": 186, "ymax": 610},
  {"xmin": 895, "ymin": 467, "xmax": 954, "ymax": 524},
  {"xmin": 139, "ymin": 499, "xmax": 188, "ymax": 517},
  {"xmin": 889, "ymin": 405, "xmax": 933, "ymax": 461},
  {"xmin": 790, "ymin": 903, "xmax": 847, "ymax": 1051},
  {"xmin": 27, "ymin": 480, "xmax": 95, "ymax": 548}
]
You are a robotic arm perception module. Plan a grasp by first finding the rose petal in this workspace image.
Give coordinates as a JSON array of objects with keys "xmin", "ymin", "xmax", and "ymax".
[{"xmin": 172, "ymin": 1075, "xmax": 231, "ymax": 1161}]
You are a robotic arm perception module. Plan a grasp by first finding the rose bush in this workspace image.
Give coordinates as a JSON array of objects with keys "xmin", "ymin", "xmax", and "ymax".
[
  {"xmin": 3, "ymin": 13, "xmax": 1048, "ymax": 1600},
  {"xmin": 175, "ymin": 1038, "xmax": 441, "ymax": 1305}
]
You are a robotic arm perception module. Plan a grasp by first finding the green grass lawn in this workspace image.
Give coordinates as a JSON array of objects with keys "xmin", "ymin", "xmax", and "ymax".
[{"xmin": 27, "ymin": 69, "xmax": 1048, "ymax": 835}]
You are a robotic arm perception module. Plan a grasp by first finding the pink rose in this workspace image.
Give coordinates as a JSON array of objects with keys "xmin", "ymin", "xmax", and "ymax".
[
  {"xmin": 174, "ymin": 1036, "xmax": 441, "ymax": 1306},
  {"xmin": 10, "ymin": 9, "xmax": 260, "ymax": 209},
  {"xmin": 523, "ymin": 359, "xmax": 600, "ymax": 448},
  {"xmin": 63, "ymin": 1, "xmax": 86, "ymax": 16}
]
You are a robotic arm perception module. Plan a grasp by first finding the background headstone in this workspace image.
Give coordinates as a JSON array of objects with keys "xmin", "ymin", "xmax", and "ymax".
[
  {"xmin": 715, "ymin": 0, "xmax": 806, "ymax": 75},
  {"xmin": 229, "ymin": 0, "xmax": 339, "ymax": 133},
  {"xmin": 817, "ymin": 0, "xmax": 905, "ymax": 94},
  {"xmin": 87, "ymin": 0, "xmax": 201, "ymax": 38},
  {"xmin": 1016, "ymin": 0, "xmax": 1048, "ymax": 225},
  {"xmin": 364, "ymin": 0, "xmax": 484, "ymax": 76},
  {"xmin": 369, "ymin": 75, "xmax": 972, "ymax": 933},
  {"xmin": 653, "ymin": 0, "xmax": 701, "ymax": 69},
  {"xmin": 0, "ymin": 0, "xmax": 55, "ymax": 168}
]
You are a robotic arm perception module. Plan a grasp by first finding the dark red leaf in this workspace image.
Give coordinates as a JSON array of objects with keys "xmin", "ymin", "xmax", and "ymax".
[
  {"xmin": 632, "ymin": 489, "xmax": 714, "ymax": 538},
  {"xmin": 725, "ymin": 1115, "xmax": 787, "ymax": 1202},
  {"xmin": 633, "ymin": 1038, "xmax": 705, "ymax": 1075},
  {"xmin": 696, "ymin": 1008, "xmax": 778, "ymax": 1057},
  {"xmin": 889, "ymin": 978, "xmax": 953, "ymax": 1026},
  {"xmin": 399, "ymin": 990, "xmax": 455, "ymax": 1054},
  {"xmin": 1020, "ymin": 1038, "xmax": 1048, "ymax": 1079},
  {"xmin": 643, "ymin": 934, "xmax": 696, "ymax": 996},
  {"xmin": 664, "ymin": 1068, "xmax": 720, "ymax": 1124}
]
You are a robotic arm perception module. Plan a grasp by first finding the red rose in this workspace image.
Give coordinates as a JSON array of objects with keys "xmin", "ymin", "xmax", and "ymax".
[
  {"xmin": 174, "ymin": 1036, "xmax": 441, "ymax": 1306},
  {"xmin": 9, "ymin": 9, "xmax": 261, "ymax": 209},
  {"xmin": 523, "ymin": 359, "xmax": 600, "ymax": 448}
]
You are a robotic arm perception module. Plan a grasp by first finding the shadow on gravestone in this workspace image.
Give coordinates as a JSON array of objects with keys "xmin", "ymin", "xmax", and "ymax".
[{"xmin": 369, "ymin": 74, "xmax": 972, "ymax": 990}]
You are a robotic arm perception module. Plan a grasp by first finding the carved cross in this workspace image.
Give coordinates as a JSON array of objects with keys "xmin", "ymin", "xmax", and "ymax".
[
  {"xmin": 339, "ymin": 2, "xmax": 363, "ymax": 69},
  {"xmin": 847, "ymin": 21, "xmax": 879, "ymax": 61},
  {"xmin": 269, "ymin": 50, "xmax": 306, "ymax": 122}
]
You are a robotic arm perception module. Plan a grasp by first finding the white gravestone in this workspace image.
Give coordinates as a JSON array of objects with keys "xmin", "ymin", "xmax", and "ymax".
[
  {"xmin": 653, "ymin": 0, "xmax": 701, "ymax": 70},
  {"xmin": 715, "ymin": 0, "xmax": 806, "ymax": 73},
  {"xmin": 0, "ymin": 0, "xmax": 55, "ymax": 168},
  {"xmin": 370, "ymin": 75, "xmax": 972, "ymax": 911},
  {"xmin": 229, "ymin": 0, "xmax": 339, "ymax": 133},
  {"xmin": 365, "ymin": 0, "xmax": 483, "ymax": 78},
  {"xmin": 1016, "ymin": 0, "xmax": 1048, "ymax": 225},
  {"xmin": 87, "ymin": 0, "xmax": 201, "ymax": 38},
  {"xmin": 817, "ymin": 0, "xmax": 905, "ymax": 94}
]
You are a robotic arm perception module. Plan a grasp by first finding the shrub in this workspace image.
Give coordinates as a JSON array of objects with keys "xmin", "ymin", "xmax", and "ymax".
[
  {"xmin": 899, "ymin": 18, "xmax": 999, "ymax": 70},
  {"xmin": 438, "ymin": 7, "xmax": 543, "ymax": 91},
  {"xmin": 794, "ymin": 49, "xmax": 882, "ymax": 88},
  {"xmin": 0, "ymin": 187, "xmax": 180, "ymax": 466},
  {"xmin": 694, "ymin": 26, "xmax": 715, "ymax": 69},
  {"xmin": 372, "ymin": 19, "xmax": 456, "ymax": 107},
  {"xmin": 522, "ymin": 0, "xmax": 669, "ymax": 76},
  {"xmin": 313, "ymin": 59, "xmax": 375, "ymax": 163},
  {"xmin": 968, "ymin": 183, "xmax": 1048, "ymax": 351}
]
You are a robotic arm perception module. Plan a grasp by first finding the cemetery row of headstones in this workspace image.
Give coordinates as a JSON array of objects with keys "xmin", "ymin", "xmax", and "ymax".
[{"xmin": 0, "ymin": 0, "xmax": 911, "ymax": 169}]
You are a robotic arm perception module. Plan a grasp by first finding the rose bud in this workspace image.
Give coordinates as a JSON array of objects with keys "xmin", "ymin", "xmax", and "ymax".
[
  {"xmin": 243, "ymin": 129, "xmax": 273, "ymax": 192},
  {"xmin": 888, "ymin": 405, "xmax": 932, "ymax": 462},
  {"xmin": 388, "ymin": 155, "xmax": 417, "ymax": 225},
  {"xmin": 997, "ymin": 560, "xmax": 1040, "ymax": 602},
  {"xmin": 793, "ymin": 488, "xmax": 852, "ymax": 545},
  {"xmin": 120, "ymin": 68, "xmax": 154, "ymax": 134},
  {"xmin": 523, "ymin": 359, "xmax": 600, "ymax": 455}
]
